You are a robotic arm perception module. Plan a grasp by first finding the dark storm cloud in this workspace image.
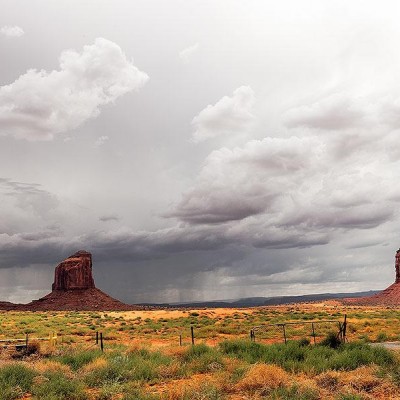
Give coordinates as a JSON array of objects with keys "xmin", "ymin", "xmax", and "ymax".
[{"xmin": 99, "ymin": 214, "xmax": 120, "ymax": 222}]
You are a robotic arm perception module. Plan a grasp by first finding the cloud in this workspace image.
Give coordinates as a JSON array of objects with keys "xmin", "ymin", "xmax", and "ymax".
[
  {"xmin": 0, "ymin": 38, "xmax": 149, "ymax": 141},
  {"xmin": 0, "ymin": 178, "xmax": 59, "ymax": 224},
  {"xmin": 179, "ymin": 43, "xmax": 199, "ymax": 63},
  {"xmin": 285, "ymin": 93, "xmax": 366, "ymax": 131},
  {"xmin": 0, "ymin": 25, "xmax": 24, "ymax": 37},
  {"xmin": 95, "ymin": 135, "xmax": 109, "ymax": 147},
  {"xmin": 99, "ymin": 214, "xmax": 120, "ymax": 222},
  {"xmin": 191, "ymin": 86, "xmax": 255, "ymax": 143},
  {"xmin": 169, "ymin": 136, "xmax": 324, "ymax": 224},
  {"xmin": 168, "ymin": 120, "xmax": 399, "ymax": 250}
]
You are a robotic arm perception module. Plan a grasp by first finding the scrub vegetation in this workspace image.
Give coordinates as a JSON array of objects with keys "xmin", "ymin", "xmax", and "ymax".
[{"xmin": 1, "ymin": 304, "xmax": 400, "ymax": 399}]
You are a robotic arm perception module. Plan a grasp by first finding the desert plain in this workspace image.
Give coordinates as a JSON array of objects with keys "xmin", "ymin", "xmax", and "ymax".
[{"xmin": 2, "ymin": 303, "xmax": 400, "ymax": 399}]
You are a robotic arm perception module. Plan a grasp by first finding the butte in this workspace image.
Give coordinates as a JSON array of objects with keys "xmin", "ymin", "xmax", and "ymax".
[{"xmin": 24, "ymin": 250, "xmax": 138, "ymax": 311}]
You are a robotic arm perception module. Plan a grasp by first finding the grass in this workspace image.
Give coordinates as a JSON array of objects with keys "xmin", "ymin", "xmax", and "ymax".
[
  {"xmin": 219, "ymin": 339, "xmax": 395, "ymax": 373},
  {"xmin": 0, "ymin": 364, "xmax": 36, "ymax": 400},
  {"xmin": 0, "ymin": 338, "xmax": 396, "ymax": 399},
  {"xmin": 1, "ymin": 305, "xmax": 400, "ymax": 398},
  {"xmin": 55, "ymin": 348, "xmax": 103, "ymax": 370},
  {"xmin": 32, "ymin": 371, "xmax": 86, "ymax": 400}
]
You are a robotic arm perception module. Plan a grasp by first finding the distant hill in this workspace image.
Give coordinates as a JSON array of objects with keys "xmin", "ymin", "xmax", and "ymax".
[{"xmin": 140, "ymin": 290, "xmax": 380, "ymax": 308}]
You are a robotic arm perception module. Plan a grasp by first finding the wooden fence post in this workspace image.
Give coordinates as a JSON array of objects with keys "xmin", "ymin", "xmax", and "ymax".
[
  {"xmin": 179, "ymin": 334, "xmax": 182, "ymax": 346},
  {"xmin": 311, "ymin": 323, "xmax": 316, "ymax": 345},
  {"xmin": 282, "ymin": 324, "xmax": 287, "ymax": 344},
  {"xmin": 343, "ymin": 314, "xmax": 347, "ymax": 342},
  {"xmin": 96, "ymin": 331, "xmax": 99, "ymax": 345},
  {"xmin": 191, "ymin": 326, "xmax": 195, "ymax": 346},
  {"xmin": 100, "ymin": 332, "xmax": 104, "ymax": 352},
  {"xmin": 25, "ymin": 334, "xmax": 28, "ymax": 350}
]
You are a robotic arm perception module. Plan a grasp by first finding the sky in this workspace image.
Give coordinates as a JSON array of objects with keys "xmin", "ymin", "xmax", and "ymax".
[{"xmin": 1, "ymin": 0, "xmax": 400, "ymax": 304}]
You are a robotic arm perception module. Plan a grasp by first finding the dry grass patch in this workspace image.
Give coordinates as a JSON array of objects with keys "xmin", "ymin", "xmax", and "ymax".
[
  {"xmin": 341, "ymin": 366, "xmax": 381, "ymax": 393},
  {"xmin": 316, "ymin": 370, "xmax": 340, "ymax": 391},
  {"xmin": 81, "ymin": 357, "xmax": 108, "ymax": 374},
  {"xmin": 163, "ymin": 345, "xmax": 187, "ymax": 358},
  {"xmin": 161, "ymin": 374, "xmax": 220, "ymax": 400},
  {"xmin": 236, "ymin": 363, "xmax": 289, "ymax": 393},
  {"xmin": 157, "ymin": 361, "xmax": 183, "ymax": 379},
  {"xmin": 34, "ymin": 360, "xmax": 73, "ymax": 377}
]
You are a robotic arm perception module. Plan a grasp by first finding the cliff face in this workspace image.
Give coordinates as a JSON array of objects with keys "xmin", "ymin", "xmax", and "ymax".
[{"xmin": 52, "ymin": 250, "xmax": 95, "ymax": 290}]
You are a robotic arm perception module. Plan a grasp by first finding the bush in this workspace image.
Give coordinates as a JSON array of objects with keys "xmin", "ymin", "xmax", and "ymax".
[
  {"xmin": 122, "ymin": 389, "xmax": 160, "ymax": 400},
  {"xmin": 56, "ymin": 349, "xmax": 102, "ymax": 371},
  {"xmin": 183, "ymin": 343, "xmax": 213, "ymax": 360},
  {"xmin": 32, "ymin": 371, "xmax": 86, "ymax": 400},
  {"xmin": 182, "ymin": 344, "xmax": 224, "ymax": 373},
  {"xmin": 298, "ymin": 337, "xmax": 311, "ymax": 347},
  {"xmin": 84, "ymin": 349, "xmax": 173, "ymax": 387},
  {"xmin": 269, "ymin": 385, "xmax": 319, "ymax": 400},
  {"xmin": 376, "ymin": 332, "xmax": 388, "ymax": 342},
  {"xmin": 219, "ymin": 339, "xmax": 395, "ymax": 373},
  {"xmin": 320, "ymin": 332, "xmax": 341, "ymax": 349},
  {"xmin": 0, "ymin": 364, "xmax": 36, "ymax": 400}
]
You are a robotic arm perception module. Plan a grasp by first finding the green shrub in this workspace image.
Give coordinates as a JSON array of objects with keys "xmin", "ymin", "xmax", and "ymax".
[
  {"xmin": 56, "ymin": 349, "xmax": 102, "ymax": 370},
  {"xmin": 97, "ymin": 381, "xmax": 123, "ymax": 400},
  {"xmin": 32, "ymin": 371, "xmax": 86, "ymax": 400},
  {"xmin": 377, "ymin": 332, "xmax": 388, "ymax": 342},
  {"xmin": 85, "ymin": 349, "xmax": 173, "ymax": 387},
  {"xmin": 298, "ymin": 337, "xmax": 311, "ymax": 347},
  {"xmin": 179, "ymin": 343, "xmax": 224, "ymax": 373},
  {"xmin": 0, "ymin": 364, "xmax": 36, "ymax": 400},
  {"xmin": 183, "ymin": 343, "xmax": 213, "ymax": 360},
  {"xmin": 320, "ymin": 332, "xmax": 341, "ymax": 349},
  {"xmin": 269, "ymin": 384, "xmax": 319, "ymax": 400},
  {"xmin": 122, "ymin": 389, "xmax": 160, "ymax": 400},
  {"xmin": 219, "ymin": 339, "xmax": 395, "ymax": 373},
  {"xmin": 335, "ymin": 394, "xmax": 364, "ymax": 400}
]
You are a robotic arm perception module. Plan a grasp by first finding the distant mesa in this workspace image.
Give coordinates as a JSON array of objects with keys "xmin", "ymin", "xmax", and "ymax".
[
  {"xmin": 0, "ymin": 250, "xmax": 140, "ymax": 311},
  {"xmin": 345, "ymin": 248, "xmax": 400, "ymax": 306}
]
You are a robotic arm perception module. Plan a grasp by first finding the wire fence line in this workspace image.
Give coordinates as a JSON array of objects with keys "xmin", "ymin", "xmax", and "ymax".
[
  {"xmin": 0, "ymin": 314, "xmax": 349, "ymax": 354},
  {"xmin": 250, "ymin": 314, "xmax": 348, "ymax": 345}
]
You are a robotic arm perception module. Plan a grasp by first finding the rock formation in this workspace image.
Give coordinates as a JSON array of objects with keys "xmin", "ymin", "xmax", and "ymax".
[
  {"xmin": 52, "ymin": 250, "xmax": 95, "ymax": 290},
  {"xmin": 345, "ymin": 248, "xmax": 400, "ymax": 306},
  {"xmin": 0, "ymin": 250, "xmax": 142, "ymax": 311}
]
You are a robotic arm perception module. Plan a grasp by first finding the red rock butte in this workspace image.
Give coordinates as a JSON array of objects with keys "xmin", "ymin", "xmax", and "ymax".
[
  {"xmin": 1, "ymin": 250, "xmax": 142, "ymax": 311},
  {"xmin": 345, "ymin": 248, "xmax": 400, "ymax": 306},
  {"xmin": 52, "ymin": 250, "xmax": 95, "ymax": 291}
]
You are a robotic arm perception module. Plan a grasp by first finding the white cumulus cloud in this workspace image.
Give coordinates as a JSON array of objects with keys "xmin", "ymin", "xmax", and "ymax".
[
  {"xmin": 0, "ymin": 25, "xmax": 24, "ymax": 37},
  {"xmin": 0, "ymin": 38, "xmax": 149, "ymax": 141},
  {"xmin": 191, "ymin": 86, "xmax": 255, "ymax": 143}
]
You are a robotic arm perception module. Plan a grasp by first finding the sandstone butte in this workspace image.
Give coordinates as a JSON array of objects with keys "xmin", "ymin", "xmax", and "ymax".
[{"xmin": 0, "ymin": 250, "xmax": 141, "ymax": 311}]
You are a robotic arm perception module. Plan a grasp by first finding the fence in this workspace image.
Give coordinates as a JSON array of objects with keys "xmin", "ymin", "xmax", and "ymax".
[
  {"xmin": 250, "ymin": 314, "xmax": 347, "ymax": 344},
  {"xmin": 0, "ymin": 315, "xmax": 348, "ymax": 354},
  {"xmin": 0, "ymin": 332, "xmax": 58, "ymax": 353}
]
